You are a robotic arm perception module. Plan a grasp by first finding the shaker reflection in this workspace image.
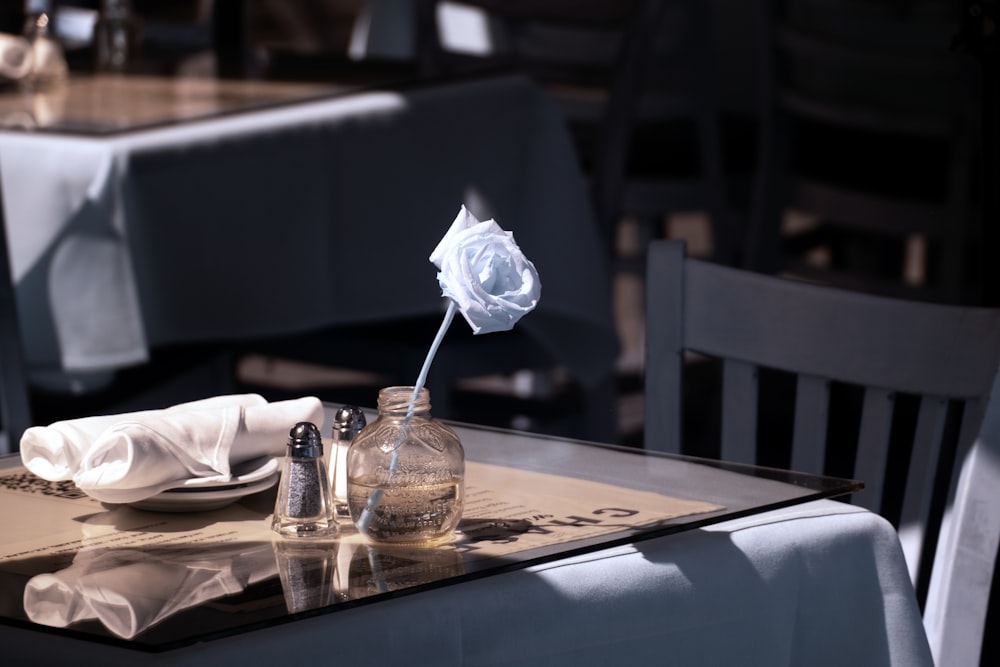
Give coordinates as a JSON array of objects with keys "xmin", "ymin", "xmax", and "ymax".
[
  {"xmin": 22, "ymin": 542, "xmax": 276, "ymax": 639},
  {"xmin": 272, "ymin": 539, "xmax": 339, "ymax": 613}
]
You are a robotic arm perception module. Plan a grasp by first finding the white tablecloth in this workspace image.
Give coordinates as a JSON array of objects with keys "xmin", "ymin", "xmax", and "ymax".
[
  {"xmin": 0, "ymin": 499, "xmax": 932, "ymax": 666},
  {"xmin": 0, "ymin": 74, "xmax": 617, "ymax": 393}
]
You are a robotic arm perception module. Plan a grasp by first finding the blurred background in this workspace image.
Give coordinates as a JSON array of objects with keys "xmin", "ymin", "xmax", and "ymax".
[{"xmin": 0, "ymin": 1, "xmax": 988, "ymax": 452}]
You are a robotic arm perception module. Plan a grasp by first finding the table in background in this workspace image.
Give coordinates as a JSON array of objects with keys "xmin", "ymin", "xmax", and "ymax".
[
  {"xmin": 0, "ymin": 73, "xmax": 617, "ymax": 433},
  {"xmin": 0, "ymin": 407, "xmax": 932, "ymax": 666}
]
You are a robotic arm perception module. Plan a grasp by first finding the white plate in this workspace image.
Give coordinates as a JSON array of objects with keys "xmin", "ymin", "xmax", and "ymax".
[
  {"xmin": 128, "ymin": 456, "xmax": 281, "ymax": 512},
  {"xmin": 164, "ymin": 455, "xmax": 281, "ymax": 491},
  {"xmin": 129, "ymin": 473, "xmax": 280, "ymax": 512}
]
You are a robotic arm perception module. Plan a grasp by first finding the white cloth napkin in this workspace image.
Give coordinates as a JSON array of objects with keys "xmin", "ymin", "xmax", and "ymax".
[{"xmin": 20, "ymin": 394, "xmax": 325, "ymax": 504}]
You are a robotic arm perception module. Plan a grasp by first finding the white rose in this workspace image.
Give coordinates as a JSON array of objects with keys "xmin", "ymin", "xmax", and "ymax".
[{"xmin": 429, "ymin": 206, "xmax": 541, "ymax": 335}]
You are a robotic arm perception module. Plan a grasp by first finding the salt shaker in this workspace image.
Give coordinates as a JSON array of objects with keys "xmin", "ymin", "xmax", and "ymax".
[
  {"xmin": 272, "ymin": 422, "xmax": 337, "ymax": 538},
  {"xmin": 330, "ymin": 405, "xmax": 366, "ymax": 519}
]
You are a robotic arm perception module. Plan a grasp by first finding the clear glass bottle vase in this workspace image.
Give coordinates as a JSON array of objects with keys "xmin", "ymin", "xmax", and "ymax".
[{"xmin": 347, "ymin": 386, "xmax": 465, "ymax": 545}]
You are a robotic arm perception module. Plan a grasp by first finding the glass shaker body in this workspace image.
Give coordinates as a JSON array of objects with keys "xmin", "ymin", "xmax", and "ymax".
[
  {"xmin": 347, "ymin": 387, "xmax": 465, "ymax": 545},
  {"xmin": 330, "ymin": 406, "xmax": 366, "ymax": 520},
  {"xmin": 272, "ymin": 422, "xmax": 338, "ymax": 538}
]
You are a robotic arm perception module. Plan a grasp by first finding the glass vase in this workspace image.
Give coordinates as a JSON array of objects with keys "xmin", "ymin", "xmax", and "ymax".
[{"xmin": 347, "ymin": 386, "xmax": 465, "ymax": 545}]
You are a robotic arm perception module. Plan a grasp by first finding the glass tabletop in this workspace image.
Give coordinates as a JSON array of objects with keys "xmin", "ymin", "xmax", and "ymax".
[
  {"xmin": 0, "ymin": 73, "xmax": 402, "ymax": 136},
  {"xmin": 0, "ymin": 405, "xmax": 861, "ymax": 653}
]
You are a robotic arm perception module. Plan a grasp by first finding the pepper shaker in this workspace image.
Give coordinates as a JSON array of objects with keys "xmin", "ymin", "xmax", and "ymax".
[
  {"xmin": 331, "ymin": 405, "xmax": 366, "ymax": 519},
  {"xmin": 272, "ymin": 422, "xmax": 337, "ymax": 538}
]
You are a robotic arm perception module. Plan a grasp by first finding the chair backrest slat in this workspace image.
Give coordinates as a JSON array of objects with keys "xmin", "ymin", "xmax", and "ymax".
[
  {"xmin": 720, "ymin": 359, "xmax": 757, "ymax": 465},
  {"xmin": 644, "ymin": 237, "xmax": 685, "ymax": 454},
  {"xmin": 790, "ymin": 375, "xmax": 829, "ymax": 474},
  {"xmin": 897, "ymin": 396, "xmax": 949, "ymax": 582},
  {"xmin": 851, "ymin": 388, "xmax": 894, "ymax": 512}
]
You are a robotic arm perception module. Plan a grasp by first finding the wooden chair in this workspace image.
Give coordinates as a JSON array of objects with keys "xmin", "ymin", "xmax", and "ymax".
[
  {"xmin": 745, "ymin": 0, "xmax": 980, "ymax": 304},
  {"xmin": 413, "ymin": 0, "xmax": 741, "ymax": 268},
  {"xmin": 645, "ymin": 238, "xmax": 1000, "ymax": 666}
]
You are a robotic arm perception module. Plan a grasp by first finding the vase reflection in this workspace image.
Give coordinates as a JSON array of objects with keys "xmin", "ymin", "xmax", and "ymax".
[{"xmin": 336, "ymin": 541, "xmax": 466, "ymax": 599}]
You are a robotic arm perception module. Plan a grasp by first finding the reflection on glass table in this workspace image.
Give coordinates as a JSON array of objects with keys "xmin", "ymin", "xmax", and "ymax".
[{"xmin": 24, "ymin": 542, "xmax": 277, "ymax": 639}]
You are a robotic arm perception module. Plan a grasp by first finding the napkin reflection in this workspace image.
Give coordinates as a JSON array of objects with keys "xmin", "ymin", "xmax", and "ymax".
[{"xmin": 23, "ymin": 542, "xmax": 277, "ymax": 639}]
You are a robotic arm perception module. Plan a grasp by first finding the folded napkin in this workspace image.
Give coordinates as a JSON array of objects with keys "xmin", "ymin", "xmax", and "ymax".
[
  {"xmin": 20, "ymin": 394, "xmax": 325, "ymax": 504},
  {"xmin": 21, "ymin": 394, "xmax": 266, "ymax": 481}
]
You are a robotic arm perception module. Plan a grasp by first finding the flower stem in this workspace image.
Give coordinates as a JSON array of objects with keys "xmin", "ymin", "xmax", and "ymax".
[
  {"xmin": 408, "ymin": 300, "xmax": 457, "ymax": 417},
  {"xmin": 355, "ymin": 300, "xmax": 457, "ymax": 533}
]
